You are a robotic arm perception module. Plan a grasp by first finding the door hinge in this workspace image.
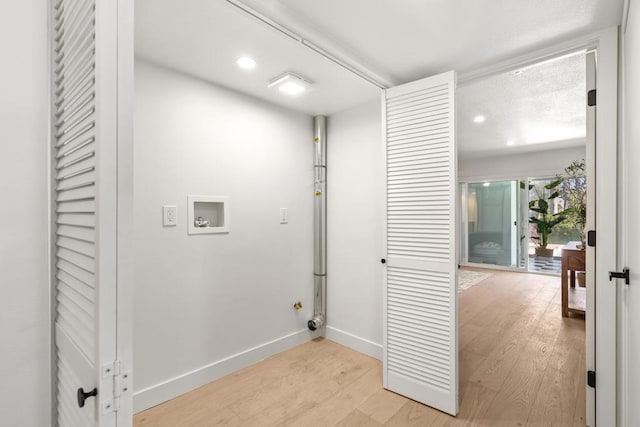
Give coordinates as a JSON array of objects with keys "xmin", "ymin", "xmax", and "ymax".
[
  {"xmin": 587, "ymin": 370, "xmax": 596, "ymax": 388},
  {"xmin": 588, "ymin": 89, "xmax": 597, "ymax": 106},
  {"xmin": 101, "ymin": 360, "xmax": 130, "ymax": 415},
  {"xmin": 587, "ymin": 230, "xmax": 596, "ymax": 247}
]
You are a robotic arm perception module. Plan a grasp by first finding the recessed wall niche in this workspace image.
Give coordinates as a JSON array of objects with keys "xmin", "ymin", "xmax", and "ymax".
[{"xmin": 187, "ymin": 195, "xmax": 230, "ymax": 235}]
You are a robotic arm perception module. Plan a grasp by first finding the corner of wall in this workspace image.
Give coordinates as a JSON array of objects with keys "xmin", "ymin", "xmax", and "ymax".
[
  {"xmin": 134, "ymin": 329, "xmax": 312, "ymax": 413},
  {"xmin": 325, "ymin": 326, "xmax": 383, "ymax": 360}
]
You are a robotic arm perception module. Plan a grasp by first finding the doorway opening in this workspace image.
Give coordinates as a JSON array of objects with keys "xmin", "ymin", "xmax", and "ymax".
[{"xmin": 456, "ymin": 49, "xmax": 592, "ymax": 424}]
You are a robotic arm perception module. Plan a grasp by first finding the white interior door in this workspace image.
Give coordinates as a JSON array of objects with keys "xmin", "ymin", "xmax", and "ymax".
[
  {"xmin": 587, "ymin": 30, "xmax": 619, "ymax": 426},
  {"xmin": 382, "ymin": 71, "xmax": 458, "ymax": 416},
  {"xmin": 52, "ymin": 0, "xmax": 132, "ymax": 425},
  {"xmin": 621, "ymin": 6, "xmax": 640, "ymax": 423},
  {"xmin": 585, "ymin": 49, "xmax": 596, "ymax": 427}
]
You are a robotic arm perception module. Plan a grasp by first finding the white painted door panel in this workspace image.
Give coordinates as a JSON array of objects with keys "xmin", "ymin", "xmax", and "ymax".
[
  {"xmin": 382, "ymin": 71, "xmax": 458, "ymax": 416},
  {"xmin": 585, "ymin": 50, "xmax": 596, "ymax": 427},
  {"xmin": 52, "ymin": 0, "xmax": 131, "ymax": 425},
  {"xmin": 622, "ymin": 7, "xmax": 640, "ymax": 425},
  {"xmin": 591, "ymin": 31, "xmax": 619, "ymax": 427}
]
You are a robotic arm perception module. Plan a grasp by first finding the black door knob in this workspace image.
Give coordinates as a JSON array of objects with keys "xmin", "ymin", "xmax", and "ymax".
[
  {"xmin": 381, "ymin": 258, "xmax": 386, "ymax": 264},
  {"xmin": 77, "ymin": 387, "xmax": 98, "ymax": 408}
]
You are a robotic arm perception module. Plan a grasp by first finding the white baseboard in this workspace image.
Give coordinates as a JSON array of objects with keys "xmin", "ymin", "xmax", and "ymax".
[
  {"xmin": 133, "ymin": 328, "xmax": 312, "ymax": 413},
  {"xmin": 325, "ymin": 326, "xmax": 382, "ymax": 360}
]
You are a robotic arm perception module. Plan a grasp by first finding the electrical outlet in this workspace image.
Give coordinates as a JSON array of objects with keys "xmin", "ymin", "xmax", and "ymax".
[
  {"xmin": 280, "ymin": 208, "xmax": 288, "ymax": 224},
  {"xmin": 163, "ymin": 205, "xmax": 177, "ymax": 226}
]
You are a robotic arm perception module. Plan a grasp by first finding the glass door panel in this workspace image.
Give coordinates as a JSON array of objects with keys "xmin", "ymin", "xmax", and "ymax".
[
  {"xmin": 465, "ymin": 180, "xmax": 517, "ymax": 267},
  {"xmin": 519, "ymin": 179, "xmax": 529, "ymax": 269}
]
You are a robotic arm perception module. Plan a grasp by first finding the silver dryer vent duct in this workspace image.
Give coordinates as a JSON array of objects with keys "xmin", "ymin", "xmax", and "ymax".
[{"xmin": 308, "ymin": 116, "xmax": 327, "ymax": 331}]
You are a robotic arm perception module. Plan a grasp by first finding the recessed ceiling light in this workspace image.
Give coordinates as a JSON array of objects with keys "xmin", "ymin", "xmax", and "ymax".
[
  {"xmin": 506, "ymin": 140, "xmax": 516, "ymax": 146},
  {"xmin": 268, "ymin": 72, "xmax": 314, "ymax": 97},
  {"xmin": 237, "ymin": 56, "xmax": 256, "ymax": 70},
  {"xmin": 473, "ymin": 115, "xmax": 486, "ymax": 124}
]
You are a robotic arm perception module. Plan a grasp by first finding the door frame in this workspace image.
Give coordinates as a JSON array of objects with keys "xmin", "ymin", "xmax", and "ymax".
[
  {"xmin": 115, "ymin": 0, "xmax": 134, "ymax": 424},
  {"xmin": 619, "ymin": 3, "xmax": 635, "ymax": 424},
  {"xmin": 458, "ymin": 27, "xmax": 619, "ymax": 426}
]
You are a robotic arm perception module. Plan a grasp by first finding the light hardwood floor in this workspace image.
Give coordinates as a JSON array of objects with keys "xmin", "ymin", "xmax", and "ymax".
[{"xmin": 134, "ymin": 270, "xmax": 585, "ymax": 426}]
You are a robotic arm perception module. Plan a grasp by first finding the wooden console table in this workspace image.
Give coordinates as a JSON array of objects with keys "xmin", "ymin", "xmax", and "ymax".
[{"xmin": 561, "ymin": 241, "xmax": 586, "ymax": 317}]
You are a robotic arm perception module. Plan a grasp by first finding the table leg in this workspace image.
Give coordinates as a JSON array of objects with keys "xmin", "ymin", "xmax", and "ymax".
[
  {"xmin": 570, "ymin": 270, "xmax": 576, "ymax": 288},
  {"xmin": 562, "ymin": 267, "xmax": 569, "ymax": 317}
]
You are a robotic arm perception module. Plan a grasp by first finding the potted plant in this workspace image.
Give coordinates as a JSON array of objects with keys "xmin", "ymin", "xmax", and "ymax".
[
  {"xmin": 561, "ymin": 159, "xmax": 587, "ymax": 247},
  {"xmin": 562, "ymin": 159, "xmax": 587, "ymax": 285},
  {"xmin": 527, "ymin": 177, "xmax": 573, "ymax": 257}
]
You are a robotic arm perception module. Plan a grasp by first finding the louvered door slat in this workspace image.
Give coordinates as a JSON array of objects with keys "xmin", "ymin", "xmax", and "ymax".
[
  {"xmin": 57, "ymin": 259, "xmax": 95, "ymax": 289},
  {"xmin": 58, "ymin": 278, "xmax": 95, "ymax": 311},
  {"xmin": 383, "ymin": 72, "xmax": 458, "ymax": 416},
  {"xmin": 55, "ymin": 74, "xmax": 95, "ymax": 113},
  {"xmin": 56, "ymin": 169, "xmax": 96, "ymax": 191},
  {"xmin": 56, "ymin": 342, "xmax": 94, "ymax": 426},
  {"xmin": 56, "ymin": 139, "xmax": 95, "ymax": 164},
  {"xmin": 56, "ymin": 134, "xmax": 95, "ymax": 157},
  {"xmin": 52, "ymin": 0, "xmax": 129, "ymax": 422},
  {"xmin": 386, "ymin": 85, "xmax": 449, "ymax": 106},
  {"xmin": 387, "ymin": 101, "xmax": 449, "ymax": 118},
  {"xmin": 52, "ymin": 0, "xmax": 104, "ymax": 424},
  {"xmin": 56, "ymin": 155, "xmax": 95, "ymax": 178},
  {"xmin": 57, "ymin": 224, "xmax": 95, "ymax": 242}
]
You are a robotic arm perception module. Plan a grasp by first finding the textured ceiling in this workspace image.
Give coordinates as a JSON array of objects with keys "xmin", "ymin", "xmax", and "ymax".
[{"xmin": 457, "ymin": 52, "xmax": 587, "ymax": 159}]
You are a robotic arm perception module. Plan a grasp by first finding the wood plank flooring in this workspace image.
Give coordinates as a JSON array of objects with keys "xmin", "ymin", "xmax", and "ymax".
[{"xmin": 134, "ymin": 269, "xmax": 585, "ymax": 426}]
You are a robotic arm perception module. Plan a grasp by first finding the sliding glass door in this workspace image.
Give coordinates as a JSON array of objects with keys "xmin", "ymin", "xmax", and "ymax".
[
  {"xmin": 519, "ymin": 180, "xmax": 529, "ymax": 269},
  {"xmin": 460, "ymin": 180, "xmax": 518, "ymax": 267}
]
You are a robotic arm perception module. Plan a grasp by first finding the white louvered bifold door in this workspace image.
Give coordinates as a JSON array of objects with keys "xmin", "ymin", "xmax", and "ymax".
[
  {"xmin": 52, "ymin": 0, "xmax": 126, "ymax": 425},
  {"xmin": 382, "ymin": 71, "xmax": 458, "ymax": 416}
]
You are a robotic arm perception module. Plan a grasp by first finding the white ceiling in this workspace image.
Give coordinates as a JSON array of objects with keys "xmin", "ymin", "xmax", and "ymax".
[
  {"xmin": 238, "ymin": 0, "xmax": 623, "ymax": 84},
  {"xmin": 135, "ymin": 0, "xmax": 380, "ymax": 116},
  {"xmin": 135, "ymin": 0, "xmax": 621, "ymax": 150},
  {"xmin": 458, "ymin": 52, "xmax": 587, "ymax": 159}
]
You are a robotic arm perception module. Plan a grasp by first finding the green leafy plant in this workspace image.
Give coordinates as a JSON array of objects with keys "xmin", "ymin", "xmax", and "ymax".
[
  {"xmin": 561, "ymin": 159, "xmax": 587, "ymax": 244},
  {"xmin": 524, "ymin": 177, "xmax": 573, "ymax": 253}
]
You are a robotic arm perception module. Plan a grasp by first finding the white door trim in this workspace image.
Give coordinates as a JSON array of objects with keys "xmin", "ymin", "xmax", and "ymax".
[
  {"xmin": 585, "ymin": 49, "xmax": 597, "ymax": 425},
  {"xmin": 591, "ymin": 27, "xmax": 619, "ymax": 427},
  {"xmin": 458, "ymin": 28, "xmax": 619, "ymax": 88},
  {"xmin": 115, "ymin": 0, "xmax": 135, "ymax": 425},
  {"xmin": 458, "ymin": 26, "xmax": 619, "ymax": 426}
]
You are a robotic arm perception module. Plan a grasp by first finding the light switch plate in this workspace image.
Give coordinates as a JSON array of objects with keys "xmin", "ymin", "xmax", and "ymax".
[
  {"xmin": 163, "ymin": 205, "xmax": 177, "ymax": 226},
  {"xmin": 280, "ymin": 208, "xmax": 288, "ymax": 224}
]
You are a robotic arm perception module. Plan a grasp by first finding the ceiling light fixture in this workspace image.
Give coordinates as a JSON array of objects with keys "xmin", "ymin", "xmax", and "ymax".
[
  {"xmin": 268, "ymin": 72, "xmax": 314, "ymax": 97},
  {"xmin": 237, "ymin": 56, "xmax": 257, "ymax": 70},
  {"xmin": 473, "ymin": 115, "xmax": 486, "ymax": 124},
  {"xmin": 483, "ymin": 182, "xmax": 491, "ymax": 187},
  {"xmin": 506, "ymin": 140, "xmax": 516, "ymax": 146}
]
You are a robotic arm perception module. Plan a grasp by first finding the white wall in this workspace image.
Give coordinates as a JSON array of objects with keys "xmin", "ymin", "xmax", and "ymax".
[
  {"xmin": 324, "ymin": 103, "xmax": 588, "ymax": 362},
  {"xmin": 0, "ymin": 1, "xmax": 50, "ymax": 425},
  {"xmin": 459, "ymin": 145, "xmax": 586, "ymax": 181},
  {"xmin": 621, "ymin": 1, "xmax": 640, "ymax": 423},
  {"xmin": 133, "ymin": 60, "xmax": 315, "ymax": 411},
  {"xmin": 326, "ymin": 101, "xmax": 384, "ymax": 358}
]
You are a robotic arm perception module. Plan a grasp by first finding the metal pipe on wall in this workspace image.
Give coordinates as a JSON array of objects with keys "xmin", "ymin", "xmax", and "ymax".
[{"xmin": 308, "ymin": 116, "xmax": 327, "ymax": 331}]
